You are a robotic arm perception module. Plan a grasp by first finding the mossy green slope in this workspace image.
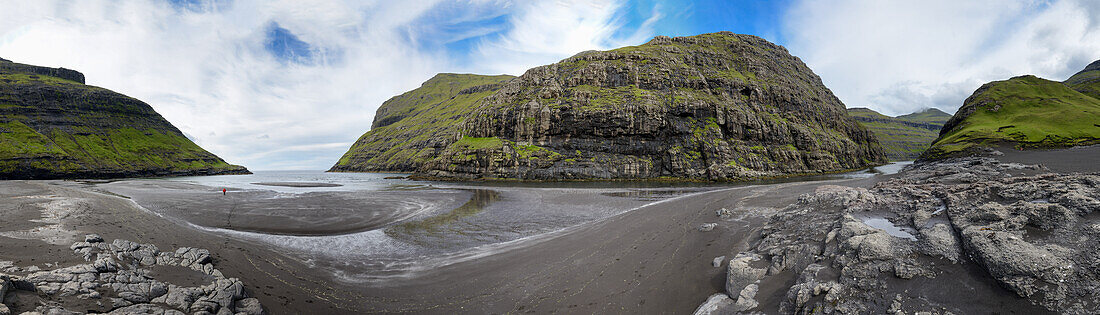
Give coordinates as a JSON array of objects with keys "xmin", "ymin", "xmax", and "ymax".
[
  {"xmin": 0, "ymin": 58, "xmax": 248, "ymax": 179},
  {"xmin": 329, "ymin": 73, "xmax": 515, "ymax": 172},
  {"xmin": 421, "ymin": 32, "xmax": 885, "ymax": 180},
  {"xmin": 848, "ymin": 107, "xmax": 950, "ymax": 160},
  {"xmin": 924, "ymin": 71, "xmax": 1100, "ymax": 159},
  {"xmin": 1066, "ymin": 59, "xmax": 1100, "ymax": 99}
]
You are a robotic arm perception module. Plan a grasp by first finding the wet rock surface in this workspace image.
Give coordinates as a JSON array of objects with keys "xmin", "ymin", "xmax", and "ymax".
[
  {"xmin": 703, "ymin": 156, "xmax": 1098, "ymax": 314},
  {"xmin": 0, "ymin": 235, "xmax": 263, "ymax": 315}
]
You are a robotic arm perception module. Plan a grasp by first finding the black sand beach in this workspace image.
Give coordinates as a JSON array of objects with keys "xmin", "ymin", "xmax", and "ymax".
[{"xmin": 6, "ymin": 146, "xmax": 1093, "ymax": 313}]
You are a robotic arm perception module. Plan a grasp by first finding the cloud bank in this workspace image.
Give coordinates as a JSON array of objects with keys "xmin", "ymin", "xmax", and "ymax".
[
  {"xmin": 0, "ymin": 0, "xmax": 659, "ymax": 170},
  {"xmin": 784, "ymin": 0, "xmax": 1100, "ymax": 116}
]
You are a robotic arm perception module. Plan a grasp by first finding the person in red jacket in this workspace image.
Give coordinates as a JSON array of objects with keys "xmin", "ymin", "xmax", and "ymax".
[{"xmin": 222, "ymin": 188, "xmax": 226, "ymax": 195}]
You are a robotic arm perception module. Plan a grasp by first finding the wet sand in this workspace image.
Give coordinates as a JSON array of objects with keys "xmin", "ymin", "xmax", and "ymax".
[{"xmin": 0, "ymin": 174, "xmax": 883, "ymax": 314}]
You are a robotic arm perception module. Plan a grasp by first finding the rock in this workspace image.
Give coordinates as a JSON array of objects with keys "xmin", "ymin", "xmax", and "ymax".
[
  {"xmin": 233, "ymin": 298, "xmax": 264, "ymax": 315},
  {"xmin": 733, "ymin": 283, "xmax": 760, "ymax": 311},
  {"xmin": 726, "ymin": 252, "xmax": 767, "ymax": 299},
  {"xmin": 692, "ymin": 293, "xmax": 735, "ymax": 315},
  {"xmin": 0, "ymin": 236, "xmax": 264, "ymax": 315},
  {"xmin": 108, "ymin": 304, "xmax": 186, "ymax": 315},
  {"xmin": 1, "ymin": 273, "xmax": 9, "ymax": 302},
  {"xmin": 716, "ymin": 208, "xmax": 732, "ymax": 218},
  {"xmin": 711, "ymin": 256, "xmax": 725, "ymax": 268},
  {"xmin": 698, "ymin": 223, "xmax": 718, "ymax": 232},
  {"xmin": 85, "ymin": 234, "xmax": 104, "ymax": 243}
]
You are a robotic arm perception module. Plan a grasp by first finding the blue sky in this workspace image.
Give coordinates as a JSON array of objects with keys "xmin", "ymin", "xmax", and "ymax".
[{"xmin": 1, "ymin": 0, "xmax": 1098, "ymax": 170}]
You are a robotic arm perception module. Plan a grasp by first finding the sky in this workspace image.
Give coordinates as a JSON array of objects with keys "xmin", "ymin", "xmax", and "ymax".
[{"xmin": 1, "ymin": 0, "xmax": 1098, "ymax": 170}]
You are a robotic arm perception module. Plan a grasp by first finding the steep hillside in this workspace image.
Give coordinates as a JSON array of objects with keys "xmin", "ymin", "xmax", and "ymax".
[
  {"xmin": 0, "ymin": 58, "xmax": 248, "ymax": 179},
  {"xmin": 848, "ymin": 107, "xmax": 950, "ymax": 160},
  {"xmin": 1066, "ymin": 59, "xmax": 1100, "ymax": 99},
  {"xmin": 332, "ymin": 32, "xmax": 885, "ymax": 180},
  {"xmin": 924, "ymin": 65, "xmax": 1100, "ymax": 159},
  {"xmin": 330, "ymin": 73, "xmax": 515, "ymax": 172}
]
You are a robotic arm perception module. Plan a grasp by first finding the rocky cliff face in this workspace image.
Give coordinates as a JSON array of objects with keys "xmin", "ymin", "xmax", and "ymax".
[
  {"xmin": 924, "ymin": 59, "xmax": 1100, "ymax": 159},
  {"xmin": 848, "ymin": 108, "xmax": 949, "ymax": 160},
  {"xmin": 329, "ymin": 73, "xmax": 515, "ymax": 172},
  {"xmin": 0, "ymin": 58, "xmax": 248, "ymax": 179},
  {"xmin": 417, "ymin": 32, "xmax": 885, "ymax": 180}
]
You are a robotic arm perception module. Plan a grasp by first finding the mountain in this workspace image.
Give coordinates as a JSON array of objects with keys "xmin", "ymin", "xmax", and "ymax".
[
  {"xmin": 333, "ymin": 32, "xmax": 886, "ymax": 180},
  {"xmin": 848, "ymin": 107, "xmax": 950, "ymax": 160},
  {"xmin": 330, "ymin": 73, "xmax": 515, "ymax": 172},
  {"xmin": 1065, "ymin": 59, "xmax": 1100, "ymax": 99},
  {"xmin": 0, "ymin": 57, "xmax": 248, "ymax": 179},
  {"xmin": 923, "ymin": 59, "xmax": 1100, "ymax": 159}
]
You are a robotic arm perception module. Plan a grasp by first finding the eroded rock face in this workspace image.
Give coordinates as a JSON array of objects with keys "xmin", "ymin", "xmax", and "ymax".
[
  {"xmin": 0, "ymin": 236, "xmax": 264, "ymax": 315},
  {"xmin": 335, "ymin": 32, "xmax": 885, "ymax": 181},
  {"xmin": 709, "ymin": 157, "xmax": 1100, "ymax": 314}
]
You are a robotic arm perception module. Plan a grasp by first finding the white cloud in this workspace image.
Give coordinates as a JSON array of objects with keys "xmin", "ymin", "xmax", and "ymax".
[
  {"xmin": 783, "ymin": 0, "xmax": 1100, "ymax": 116},
  {"xmin": 0, "ymin": 0, "xmax": 659, "ymax": 170},
  {"xmin": 466, "ymin": 0, "xmax": 661, "ymax": 75}
]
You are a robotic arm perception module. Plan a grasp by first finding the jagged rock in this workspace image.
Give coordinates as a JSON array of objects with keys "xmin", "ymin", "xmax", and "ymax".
[
  {"xmin": 698, "ymin": 155, "xmax": 1100, "ymax": 313},
  {"xmin": 692, "ymin": 293, "xmax": 735, "ymax": 315},
  {"xmin": 698, "ymin": 223, "xmax": 718, "ymax": 232},
  {"xmin": 85, "ymin": 234, "xmax": 104, "ymax": 243},
  {"xmin": 233, "ymin": 298, "xmax": 265, "ymax": 315},
  {"xmin": 726, "ymin": 252, "xmax": 767, "ymax": 300},
  {"xmin": 712, "ymin": 256, "xmax": 725, "ymax": 268},
  {"xmin": 107, "ymin": 303, "xmax": 186, "ymax": 315},
  {"xmin": 716, "ymin": 208, "xmax": 733, "ymax": 218},
  {"xmin": 0, "ymin": 236, "xmax": 263, "ymax": 315}
]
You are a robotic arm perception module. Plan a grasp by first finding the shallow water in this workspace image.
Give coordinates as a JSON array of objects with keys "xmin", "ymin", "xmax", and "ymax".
[{"xmin": 100, "ymin": 164, "xmax": 909, "ymax": 282}]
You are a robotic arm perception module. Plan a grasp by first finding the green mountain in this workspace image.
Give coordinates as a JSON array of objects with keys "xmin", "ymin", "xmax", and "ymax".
[
  {"xmin": 848, "ymin": 107, "xmax": 950, "ymax": 160},
  {"xmin": 330, "ymin": 73, "xmax": 515, "ymax": 172},
  {"xmin": 924, "ymin": 59, "xmax": 1100, "ymax": 159},
  {"xmin": 332, "ymin": 32, "xmax": 886, "ymax": 180},
  {"xmin": 0, "ymin": 57, "xmax": 248, "ymax": 179},
  {"xmin": 1065, "ymin": 59, "xmax": 1100, "ymax": 99}
]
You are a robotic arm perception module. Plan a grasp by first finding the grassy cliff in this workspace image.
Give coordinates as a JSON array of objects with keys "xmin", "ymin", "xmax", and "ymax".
[
  {"xmin": 334, "ymin": 32, "xmax": 886, "ymax": 180},
  {"xmin": 848, "ymin": 107, "xmax": 950, "ymax": 160},
  {"xmin": 924, "ymin": 65, "xmax": 1100, "ymax": 159},
  {"xmin": 329, "ymin": 73, "xmax": 515, "ymax": 172},
  {"xmin": 0, "ymin": 58, "xmax": 248, "ymax": 179}
]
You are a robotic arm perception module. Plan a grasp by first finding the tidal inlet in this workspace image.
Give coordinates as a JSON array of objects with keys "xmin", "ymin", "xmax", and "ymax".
[{"xmin": 2, "ymin": 1, "xmax": 1099, "ymax": 314}]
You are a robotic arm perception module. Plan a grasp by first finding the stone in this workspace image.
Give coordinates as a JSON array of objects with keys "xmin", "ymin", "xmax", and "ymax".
[
  {"xmin": 698, "ymin": 223, "xmax": 718, "ymax": 232},
  {"xmin": 85, "ymin": 234, "xmax": 104, "ymax": 243},
  {"xmin": 726, "ymin": 252, "xmax": 767, "ymax": 299},
  {"xmin": 716, "ymin": 208, "xmax": 733, "ymax": 218},
  {"xmin": 711, "ymin": 256, "xmax": 725, "ymax": 268},
  {"xmin": 692, "ymin": 293, "xmax": 735, "ymax": 315},
  {"xmin": 232, "ymin": 298, "xmax": 264, "ymax": 315}
]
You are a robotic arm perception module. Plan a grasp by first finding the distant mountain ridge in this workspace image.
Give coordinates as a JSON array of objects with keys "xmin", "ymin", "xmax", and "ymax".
[
  {"xmin": 0, "ymin": 58, "xmax": 248, "ymax": 179},
  {"xmin": 924, "ymin": 59, "xmax": 1100, "ymax": 158},
  {"xmin": 333, "ymin": 32, "xmax": 886, "ymax": 180},
  {"xmin": 848, "ymin": 107, "xmax": 950, "ymax": 160}
]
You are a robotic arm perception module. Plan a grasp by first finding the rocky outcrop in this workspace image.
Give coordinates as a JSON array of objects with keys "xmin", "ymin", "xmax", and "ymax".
[
  {"xmin": 329, "ymin": 73, "xmax": 515, "ymax": 172},
  {"xmin": 848, "ymin": 107, "xmax": 950, "ymax": 160},
  {"xmin": 0, "ymin": 58, "xmax": 249, "ymax": 179},
  {"xmin": 701, "ymin": 156, "xmax": 1100, "ymax": 313},
  {"xmin": 405, "ymin": 32, "xmax": 885, "ymax": 180},
  {"xmin": 924, "ymin": 59, "xmax": 1100, "ymax": 159},
  {"xmin": 0, "ymin": 235, "xmax": 264, "ymax": 314}
]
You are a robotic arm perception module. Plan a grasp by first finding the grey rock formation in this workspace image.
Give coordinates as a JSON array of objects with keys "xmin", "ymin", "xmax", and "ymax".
[
  {"xmin": 2, "ymin": 235, "xmax": 264, "ymax": 315},
  {"xmin": 703, "ymin": 157, "xmax": 1098, "ymax": 313}
]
